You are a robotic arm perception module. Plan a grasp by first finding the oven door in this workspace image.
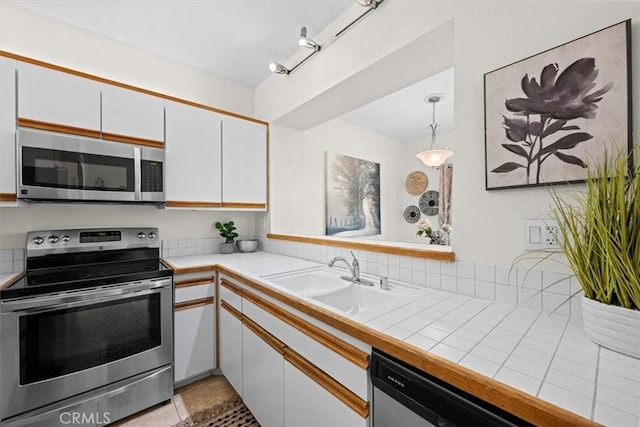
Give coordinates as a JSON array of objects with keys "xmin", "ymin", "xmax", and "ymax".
[
  {"xmin": 17, "ymin": 128, "xmax": 138, "ymax": 202},
  {"xmin": 0, "ymin": 278, "xmax": 172, "ymax": 420}
]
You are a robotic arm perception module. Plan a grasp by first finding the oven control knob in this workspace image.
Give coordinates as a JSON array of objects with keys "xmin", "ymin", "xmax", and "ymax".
[
  {"xmin": 62, "ymin": 235, "xmax": 71, "ymax": 242},
  {"xmin": 32, "ymin": 236, "xmax": 44, "ymax": 245},
  {"xmin": 48, "ymin": 235, "xmax": 59, "ymax": 244},
  {"xmin": 148, "ymin": 232, "xmax": 157, "ymax": 239},
  {"xmin": 137, "ymin": 232, "xmax": 146, "ymax": 239}
]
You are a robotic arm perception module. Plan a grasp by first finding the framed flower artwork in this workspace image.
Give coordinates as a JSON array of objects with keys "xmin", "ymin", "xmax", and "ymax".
[{"xmin": 484, "ymin": 20, "xmax": 632, "ymax": 190}]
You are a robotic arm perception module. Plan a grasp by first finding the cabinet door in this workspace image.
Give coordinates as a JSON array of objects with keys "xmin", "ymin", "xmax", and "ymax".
[
  {"xmin": 17, "ymin": 62, "xmax": 101, "ymax": 133},
  {"xmin": 0, "ymin": 57, "xmax": 17, "ymax": 200},
  {"xmin": 101, "ymin": 85, "xmax": 164, "ymax": 144},
  {"xmin": 174, "ymin": 303, "xmax": 215, "ymax": 384},
  {"xmin": 284, "ymin": 361, "xmax": 367, "ymax": 427},
  {"xmin": 242, "ymin": 323, "xmax": 284, "ymax": 427},
  {"xmin": 165, "ymin": 101, "xmax": 222, "ymax": 207},
  {"xmin": 219, "ymin": 302, "xmax": 243, "ymax": 396},
  {"xmin": 221, "ymin": 117, "xmax": 267, "ymax": 208}
]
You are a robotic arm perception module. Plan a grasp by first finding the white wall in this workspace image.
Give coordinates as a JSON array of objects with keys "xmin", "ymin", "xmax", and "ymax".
[
  {"xmin": 259, "ymin": 1, "xmax": 640, "ymax": 266},
  {"xmin": 0, "ymin": 1, "xmax": 260, "ymax": 249},
  {"xmin": 0, "ymin": 1, "xmax": 254, "ymax": 115}
]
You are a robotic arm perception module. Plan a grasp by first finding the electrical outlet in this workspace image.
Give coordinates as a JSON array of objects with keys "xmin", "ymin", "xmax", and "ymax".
[{"xmin": 524, "ymin": 219, "xmax": 560, "ymax": 251}]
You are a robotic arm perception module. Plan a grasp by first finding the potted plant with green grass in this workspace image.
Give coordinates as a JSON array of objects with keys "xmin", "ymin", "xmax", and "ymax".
[
  {"xmin": 550, "ymin": 149, "xmax": 639, "ymax": 358},
  {"xmin": 215, "ymin": 221, "xmax": 238, "ymax": 254}
]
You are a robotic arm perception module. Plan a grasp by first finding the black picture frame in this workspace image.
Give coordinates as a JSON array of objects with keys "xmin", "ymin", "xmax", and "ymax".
[{"xmin": 484, "ymin": 19, "xmax": 632, "ymax": 191}]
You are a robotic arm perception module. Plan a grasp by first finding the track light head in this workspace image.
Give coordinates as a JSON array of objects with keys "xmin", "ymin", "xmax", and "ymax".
[
  {"xmin": 268, "ymin": 62, "xmax": 290, "ymax": 75},
  {"xmin": 354, "ymin": 0, "xmax": 378, "ymax": 8},
  {"xmin": 297, "ymin": 26, "xmax": 320, "ymax": 51}
]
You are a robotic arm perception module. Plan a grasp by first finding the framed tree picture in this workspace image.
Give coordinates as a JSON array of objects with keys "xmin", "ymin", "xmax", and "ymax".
[
  {"xmin": 325, "ymin": 152, "xmax": 381, "ymax": 237},
  {"xmin": 484, "ymin": 19, "xmax": 631, "ymax": 190}
]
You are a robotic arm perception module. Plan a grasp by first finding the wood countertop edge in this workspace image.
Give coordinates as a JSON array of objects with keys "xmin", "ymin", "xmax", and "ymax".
[
  {"xmin": 0, "ymin": 271, "xmax": 25, "ymax": 290},
  {"xmin": 214, "ymin": 264, "xmax": 599, "ymax": 427},
  {"xmin": 162, "ymin": 259, "xmax": 217, "ymax": 275}
]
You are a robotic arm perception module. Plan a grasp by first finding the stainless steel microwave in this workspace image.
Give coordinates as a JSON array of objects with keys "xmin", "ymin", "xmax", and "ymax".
[{"xmin": 17, "ymin": 128, "xmax": 165, "ymax": 203}]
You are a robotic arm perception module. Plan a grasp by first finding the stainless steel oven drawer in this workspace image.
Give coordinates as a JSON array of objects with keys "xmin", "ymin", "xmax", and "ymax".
[{"xmin": 1, "ymin": 365, "xmax": 173, "ymax": 427}]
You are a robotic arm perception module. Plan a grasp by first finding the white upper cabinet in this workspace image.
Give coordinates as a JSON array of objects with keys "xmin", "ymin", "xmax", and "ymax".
[
  {"xmin": 0, "ymin": 57, "xmax": 17, "ymax": 200},
  {"xmin": 221, "ymin": 117, "xmax": 267, "ymax": 208},
  {"xmin": 165, "ymin": 101, "xmax": 222, "ymax": 206},
  {"xmin": 17, "ymin": 62, "xmax": 101, "ymax": 132},
  {"xmin": 101, "ymin": 84, "xmax": 165, "ymax": 143}
]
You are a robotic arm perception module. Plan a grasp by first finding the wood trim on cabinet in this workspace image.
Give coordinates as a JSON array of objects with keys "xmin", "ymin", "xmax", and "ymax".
[
  {"xmin": 166, "ymin": 201, "xmax": 223, "ymax": 209},
  {"xmin": 219, "ymin": 278, "xmax": 243, "ymax": 296},
  {"xmin": 243, "ymin": 316, "xmax": 287, "ymax": 356},
  {"xmin": 101, "ymin": 132, "xmax": 164, "ymax": 148},
  {"xmin": 215, "ymin": 265, "xmax": 595, "ymax": 426},
  {"xmin": 266, "ymin": 233, "xmax": 455, "ymax": 262},
  {"xmin": 174, "ymin": 296, "xmax": 214, "ymax": 311},
  {"xmin": 174, "ymin": 276, "xmax": 215, "ymax": 288},
  {"xmin": 1, "ymin": 50, "xmax": 269, "ymax": 126},
  {"xmin": 242, "ymin": 288, "xmax": 369, "ymax": 370},
  {"xmin": 161, "ymin": 258, "xmax": 216, "ymax": 275},
  {"xmin": 0, "ymin": 193, "xmax": 17, "ymax": 202},
  {"xmin": 220, "ymin": 299, "xmax": 243, "ymax": 321},
  {"xmin": 215, "ymin": 273, "xmax": 220, "ymax": 369},
  {"xmin": 18, "ymin": 118, "xmax": 101, "ymax": 139},
  {"xmin": 221, "ymin": 202, "xmax": 267, "ymax": 209},
  {"xmin": 284, "ymin": 348, "xmax": 369, "ymax": 419}
]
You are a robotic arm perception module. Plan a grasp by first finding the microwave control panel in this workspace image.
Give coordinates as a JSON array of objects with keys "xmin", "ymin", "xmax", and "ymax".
[{"xmin": 141, "ymin": 160, "xmax": 163, "ymax": 193}]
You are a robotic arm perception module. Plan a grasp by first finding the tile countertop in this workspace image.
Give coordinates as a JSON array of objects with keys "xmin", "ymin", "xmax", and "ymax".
[{"xmin": 164, "ymin": 251, "xmax": 640, "ymax": 427}]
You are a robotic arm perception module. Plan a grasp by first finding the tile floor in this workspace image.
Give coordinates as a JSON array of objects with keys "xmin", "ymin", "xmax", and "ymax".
[{"xmin": 112, "ymin": 375, "xmax": 237, "ymax": 427}]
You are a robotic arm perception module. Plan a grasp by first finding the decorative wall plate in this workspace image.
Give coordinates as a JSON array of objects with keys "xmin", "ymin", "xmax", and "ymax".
[
  {"xmin": 403, "ymin": 205, "xmax": 421, "ymax": 223},
  {"xmin": 419, "ymin": 190, "xmax": 439, "ymax": 216},
  {"xmin": 405, "ymin": 171, "xmax": 428, "ymax": 195}
]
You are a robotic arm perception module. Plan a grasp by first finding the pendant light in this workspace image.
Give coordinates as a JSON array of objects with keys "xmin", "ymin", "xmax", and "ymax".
[{"xmin": 416, "ymin": 94, "xmax": 452, "ymax": 168}]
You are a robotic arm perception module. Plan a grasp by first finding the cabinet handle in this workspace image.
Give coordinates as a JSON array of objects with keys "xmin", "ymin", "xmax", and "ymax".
[
  {"xmin": 174, "ymin": 296, "xmax": 214, "ymax": 311},
  {"xmin": 220, "ymin": 299, "xmax": 242, "ymax": 321},
  {"xmin": 175, "ymin": 277, "xmax": 215, "ymax": 288},
  {"xmin": 220, "ymin": 279, "xmax": 243, "ymax": 296}
]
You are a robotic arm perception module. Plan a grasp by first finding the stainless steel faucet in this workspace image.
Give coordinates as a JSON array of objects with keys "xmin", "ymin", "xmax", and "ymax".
[{"xmin": 328, "ymin": 251, "xmax": 374, "ymax": 286}]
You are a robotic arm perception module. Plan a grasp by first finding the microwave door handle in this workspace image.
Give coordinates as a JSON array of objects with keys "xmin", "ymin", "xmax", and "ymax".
[
  {"xmin": 76, "ymin": 158, "xmax": 84, "ymax": 189},
  {"xmin": 134, "ymin": 147, "xmax": 141, "ymax": 201}
]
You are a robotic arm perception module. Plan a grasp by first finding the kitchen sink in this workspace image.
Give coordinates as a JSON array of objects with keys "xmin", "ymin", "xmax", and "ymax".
[
  {"xmin": 264, "ymin": 267, "xmax": 350, "ymax": 294},
  {"xmin": 311, "ymin": 284, "xmax": 401, "ymax": 314},
  {"xmin": 264, "ymin": 266, "xmax": 411, "ymax": 315}
]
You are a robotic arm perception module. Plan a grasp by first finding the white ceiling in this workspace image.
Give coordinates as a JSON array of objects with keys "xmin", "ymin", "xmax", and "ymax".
[
  {"xmin": 8, "ymin": 0, "xmax": 354, "ymax": 87},
  {"xmin": 341, "ymin": 67, "xmax": 455, "ymax": 142},
  {"xmin": 8, "ymin": 0, "xmax": 455, "ymax": 139}
]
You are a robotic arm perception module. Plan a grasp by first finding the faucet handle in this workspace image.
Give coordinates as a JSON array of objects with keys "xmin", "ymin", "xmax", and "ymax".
[
  {"xmin": 349, "ymin": 250, "xmax": 356, "ymax": 259},
  {"xmin": 379, "ymin": 276, "xmax": 389, "ymax": 290}
]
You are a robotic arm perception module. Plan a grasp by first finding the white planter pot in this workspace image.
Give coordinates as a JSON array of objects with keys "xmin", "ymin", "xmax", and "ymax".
[{"xmin": 582, "ymin": 296, "xmax": 640, "ymax": 359}]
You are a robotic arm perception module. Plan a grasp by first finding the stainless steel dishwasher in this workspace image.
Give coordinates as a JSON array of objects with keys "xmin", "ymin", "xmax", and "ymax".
[{"xmin": 370, "ymin": 349, "xmax": 531, "ymax": 426}]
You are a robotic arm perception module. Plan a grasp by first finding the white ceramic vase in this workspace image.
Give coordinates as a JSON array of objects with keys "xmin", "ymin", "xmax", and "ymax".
[{"xmin": 581, "ymin": 296, "xmax": 640, "ymax": 359}]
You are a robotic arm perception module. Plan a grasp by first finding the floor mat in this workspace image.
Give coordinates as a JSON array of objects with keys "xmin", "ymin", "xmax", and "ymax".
[{"xmin": 172, "ymin": 395, "xmax": 260, "ymax": 427}]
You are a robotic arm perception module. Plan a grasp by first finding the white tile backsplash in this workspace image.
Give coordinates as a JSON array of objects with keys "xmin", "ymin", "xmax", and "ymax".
[
  {"xmin": 0, "ymin": 248, "xmax": 24, "ymax": 273},
  {"xmin": 262, "ymin": 237, "xmax": 590, "ymax": 318}
]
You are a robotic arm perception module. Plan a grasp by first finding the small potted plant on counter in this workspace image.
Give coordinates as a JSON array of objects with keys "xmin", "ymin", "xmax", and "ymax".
[
  {"xmin": 550, "ymin": 149, "xmax": 639, "ymax": 358},
  {"xmin": 215, "ymin": 221, "xmax": 238, "ymax": 254}
]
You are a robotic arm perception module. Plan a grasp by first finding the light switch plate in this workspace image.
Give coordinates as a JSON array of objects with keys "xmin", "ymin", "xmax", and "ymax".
[{"xmin": 523, "ymin": 219, "xmax": 560, "ymax": 251}]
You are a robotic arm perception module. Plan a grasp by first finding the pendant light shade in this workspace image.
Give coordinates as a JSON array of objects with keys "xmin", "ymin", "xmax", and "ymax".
[
  {"xmin": 416, "ymin": 94, "xmax": 452, "ymax": 168},
  {"xmin": 416, "ymin": 149, "xmax": 452, "ymax": 167}
]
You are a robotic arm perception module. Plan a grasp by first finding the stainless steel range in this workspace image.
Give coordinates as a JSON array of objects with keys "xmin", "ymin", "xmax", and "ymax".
[{"xmin": 0, "ymin": 228, "xmax": 173, "ymax": 427}]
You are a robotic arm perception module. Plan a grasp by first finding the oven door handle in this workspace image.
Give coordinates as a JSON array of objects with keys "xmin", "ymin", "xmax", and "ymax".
[{"xmin": 2, "ymin": 278, "xmax": 171, "ymax": 314}]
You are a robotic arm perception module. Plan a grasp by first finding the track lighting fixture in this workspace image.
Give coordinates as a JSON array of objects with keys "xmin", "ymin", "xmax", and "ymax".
[
  {"xmin": 268, "ymin": 62, "xmax": 290, "ymax": 75},
  {"xmin": 298, "ymin": 26, "xmax": 321, "ymax": 51},
  {"xmin": 354, "ymin": 0, "xmax": 379, "ymax": 8},
  {"xmin": 269, "ymin": 0, "xmax": 385, "ymax": 76}
]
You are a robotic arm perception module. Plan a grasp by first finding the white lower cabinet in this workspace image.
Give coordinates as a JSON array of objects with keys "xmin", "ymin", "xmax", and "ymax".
[
  {"xmin": 174, "ymin": 303, "xmax": 215, "ymax": 384},
  {"xmin": 218, "ymin": 275, "xmax": 370, "ymax": 427},
  {"xmin": 219, "ymin": 303, "xmax": 243, "ymax": 396},
  {"xmin": 284, "ymin": 361, "xmax": 367, "ymax": 427},
  {"xmin": 242, "ymin": 324, "xmax": 284, "ymax": 427}
]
